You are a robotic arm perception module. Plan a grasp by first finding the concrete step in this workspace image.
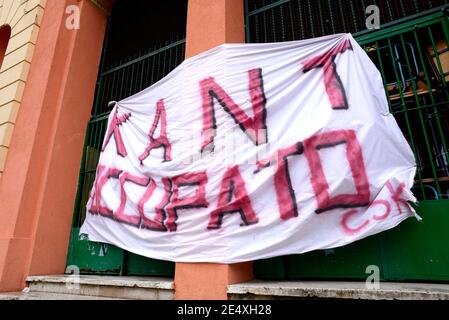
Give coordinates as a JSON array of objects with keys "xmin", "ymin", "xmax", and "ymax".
[
  {"xmin": 23, "ymin": 275, "xmax": 174, "ymax": 300},
  {"xmin": 0, "ymin": 291, "xmax": 124, "ymax": 300},
  {"xmin": 0, "ymin": 293, "xmax": 22, "ymax": 300},
  {"xmin": 228, "ymin": 281, "xmax": 449, "ymax": 300}
]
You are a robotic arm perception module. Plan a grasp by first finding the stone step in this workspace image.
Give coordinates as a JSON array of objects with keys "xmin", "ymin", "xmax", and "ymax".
[
  {"xmin": 24, "ymin": 275, "xmax": 174, "ymax": 300},
  {"xmin": 0, "ymin": 291, "xmax": 124, "ymax": 300},
  {"xmin": 228, "ymin": 280, "xmax": 449, "ymax": 300},
  {"xmin": 0, "ymin": 293, "xmax": 22, "ymax": 300}
]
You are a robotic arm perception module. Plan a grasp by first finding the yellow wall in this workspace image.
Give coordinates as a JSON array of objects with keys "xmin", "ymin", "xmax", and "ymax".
[{"xmin": 0, "ymin": 0, "xmax": 46, "ymax": 178}]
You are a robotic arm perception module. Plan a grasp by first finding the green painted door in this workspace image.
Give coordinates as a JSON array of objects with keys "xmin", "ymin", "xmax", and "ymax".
[{"xmin": 246, "ymin": 1, "xmax": 449, "ymax": 281}]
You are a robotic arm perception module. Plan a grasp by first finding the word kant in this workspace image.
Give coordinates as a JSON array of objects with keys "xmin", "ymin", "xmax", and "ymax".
[{"xmin": 89, "ymin": 39, "xmax": 407, "ymax": 235}]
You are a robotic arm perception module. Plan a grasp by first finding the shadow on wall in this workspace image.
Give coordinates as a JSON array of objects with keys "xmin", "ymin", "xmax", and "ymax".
[{"xmin": 0, "ymin": 25, "xmax": 11, "ymax": 69}]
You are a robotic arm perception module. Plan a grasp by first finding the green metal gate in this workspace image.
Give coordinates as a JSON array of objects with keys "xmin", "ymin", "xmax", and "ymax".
[
  {"xmin": 246, "ymin": 0, "xmax": 449, "ymax": 281},
  {"xmin": 66, "ymin": 24, "xmax": 186, "ymax": 275}
]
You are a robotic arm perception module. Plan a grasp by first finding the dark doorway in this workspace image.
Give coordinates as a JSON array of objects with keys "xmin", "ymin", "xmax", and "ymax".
[{"xmin": 67, "ymin": 0, "xmax": 187, "ymax": 277}]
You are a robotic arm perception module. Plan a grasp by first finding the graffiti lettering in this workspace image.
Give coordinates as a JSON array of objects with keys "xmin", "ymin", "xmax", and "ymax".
[
  {"xmin": 102, "ymin": 108, "xmax": 131, "ymax": 157},
  {"xmin": 165, "ymin": 172, "xmax": 209, "ymax": 232},
  {"xmin": 341, "ymin": 181, "xmax": 411, "ymax": 235},
  {"xmin": 302, "ymin": 39, "xmax": 352, "ymax": 109},
  {"xmin": 199, "ymin": 68, "xmax": 268, "ymax": 152},
  {"xmin": 208, "ymin": 165, "xmax": 259, "ymax": 229},
  {"xmin": 139, "ymin": 99, "xmax": 172, "ymax": 164}
]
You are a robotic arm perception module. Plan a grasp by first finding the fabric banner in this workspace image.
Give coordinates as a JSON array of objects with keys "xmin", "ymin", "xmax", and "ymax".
[{"xmin": 81, "ymin": 33, "xmax": 418, "ymax": 263}]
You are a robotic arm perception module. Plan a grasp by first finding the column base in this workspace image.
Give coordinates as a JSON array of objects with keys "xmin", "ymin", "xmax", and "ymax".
[{"xmin": 174, "ymin": 262, "xmax": 253, "ymax": 300}]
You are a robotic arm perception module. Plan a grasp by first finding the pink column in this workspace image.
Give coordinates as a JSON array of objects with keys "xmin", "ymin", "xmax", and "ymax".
[
  {"xmin": 174, "ymin": 0, "xmax": 253, "ymax": 300},
  {"xmin": 0, "ymin": 0, "xmax": 109, "ymax": 291}
]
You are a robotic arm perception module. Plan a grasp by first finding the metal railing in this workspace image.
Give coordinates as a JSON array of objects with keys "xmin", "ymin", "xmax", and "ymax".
[
  {"xmin": 72, "ymin": 38, "xmax": 186, "ymax": 228},
  {"xmin": 245, "ymin": 0, "xmax": 449, "ymax": 200},
  {"xmin": 245, "ymin": 0, "xmax": 449, "ymax": 42},
  {"xmin": 93, "ymin": 37, "xmax": 186, "ymax": 116},
  {"xmin": 358, "ymin": 18, "xmax": 449, "ymax": 200}
]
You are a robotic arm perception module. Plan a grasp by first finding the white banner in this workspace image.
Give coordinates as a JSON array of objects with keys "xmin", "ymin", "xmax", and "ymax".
[{"xmin": 81, "ymin": 33, "xmax": 418, "ymax": 263}]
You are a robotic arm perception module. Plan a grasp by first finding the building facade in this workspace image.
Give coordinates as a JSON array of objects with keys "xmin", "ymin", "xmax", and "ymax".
[{"xmin": 0, "ymin": 0, "xmax": 448, "ymax": 300}]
